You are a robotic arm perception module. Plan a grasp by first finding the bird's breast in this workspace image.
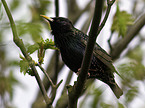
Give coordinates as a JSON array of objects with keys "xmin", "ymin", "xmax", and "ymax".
[
  {"xmin": 55, "ymin": 35, "xmax": 85, "ymax": 72},
  {"xmin": 60, "ymin": 46, "xmax": 84, "ymax": 72}
]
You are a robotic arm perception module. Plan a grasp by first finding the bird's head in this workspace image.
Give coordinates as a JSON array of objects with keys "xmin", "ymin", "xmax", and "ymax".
[{"xmin": 41, "ymin": 15, "xmax": 74, "ymax": 34}]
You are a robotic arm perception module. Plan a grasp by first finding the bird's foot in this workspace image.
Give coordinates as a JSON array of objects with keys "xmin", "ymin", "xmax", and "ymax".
[{"xmin": 76, "ymin": 68, "xmax": 91, "ymax": 77}]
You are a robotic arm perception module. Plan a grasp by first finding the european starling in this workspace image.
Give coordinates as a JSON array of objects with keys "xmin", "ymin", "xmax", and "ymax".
[{"xmin": 41, "ymin": 15, "xmax": 123, "ymax": 98}]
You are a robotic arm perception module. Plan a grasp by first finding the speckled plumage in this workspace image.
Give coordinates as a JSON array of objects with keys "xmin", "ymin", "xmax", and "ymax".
[{"xmin": 43, "ymin": 17, "xmax": 123, "ymax": 98}]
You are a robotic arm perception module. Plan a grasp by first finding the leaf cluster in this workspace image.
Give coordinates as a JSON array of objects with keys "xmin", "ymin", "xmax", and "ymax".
[
  {"xmin": 19, "ymin": 55, "xmax": 33, "ymax": 75},
  {"xmin": 19, "ymin": 38, "xmax": 57, "ymax": 75}
]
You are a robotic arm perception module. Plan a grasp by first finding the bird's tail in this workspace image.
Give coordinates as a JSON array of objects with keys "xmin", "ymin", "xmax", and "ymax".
[{"xmin": 109, "ymin": 83, "xmax": 123, "ymax": 99}]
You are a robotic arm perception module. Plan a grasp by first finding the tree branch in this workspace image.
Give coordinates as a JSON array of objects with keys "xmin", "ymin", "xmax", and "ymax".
[
  {"xmin": 55, "ymin": 71, "xmax": 73, "ymax": 108},
  {"xmin": 37, "ymin": 63, "xmax": 55, "ymax": 87},
  {"xmin": 97, "ymin": 0, "xmax": 116, "ymax": 35},
  {"xmin": 1, "ymin": 0, "xmax": 52, "ymax": 106},
  {"xmin": 32, "ymin": 54, "xmax": 64, "ymax": 108},
  {"xmin": 54, "ymin": 0, "xmax": 59, "ymax": 83},
  {"xmin": 68, "ymin": 0, "xmax": 104, "ymax": 108},
  {"xmin": 111, "ymin": 13, "xmax": 145, "ymax": 60},
  {"xmin": 55, "ymin": 0, "xmax": 59, "ymax": 17}
]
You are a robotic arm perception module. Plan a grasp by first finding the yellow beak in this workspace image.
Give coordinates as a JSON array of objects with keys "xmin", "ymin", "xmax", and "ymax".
[{"xmin": 40, "ymin": 15, "xmax": 53, "ymax": 22}]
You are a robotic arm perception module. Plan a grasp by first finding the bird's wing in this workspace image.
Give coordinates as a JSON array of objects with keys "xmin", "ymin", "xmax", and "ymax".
[
  {"xmin": 93, "ymin": 43, "xmax": 114, "ymax": 70},
  {"xmin": 80, "ymin": 34, "xmax": 116, "ymax": 72}
]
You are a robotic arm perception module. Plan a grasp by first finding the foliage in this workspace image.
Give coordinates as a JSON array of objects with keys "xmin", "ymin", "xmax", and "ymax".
[
  {"xmin": 117, "ymin": 46, "xmax": 145, "ymax": 107},
  {"xmin": 17, "ymin": 22, "xmax": 42, "ymax": 42},
  {"xmin": 0, "ymin": 71, "xmax": 19, "ymax": 107},
  {"xmin": 20, "ymin": 38, "xmax": 57, "ymax": 75},
  {"xmin": 19, "ymin": 56, "xmax": 30, "ymax": 75},
  {"xmin": 27, "ymin": 38, "xmax": 57, "ymax": 54},
  {"xmin": 10, "ymin": 0, "xmax": 20, "ymax": 11},
  {"xmin": 111, "ymin": 4, "xmax": 134, "ymax": 37}
]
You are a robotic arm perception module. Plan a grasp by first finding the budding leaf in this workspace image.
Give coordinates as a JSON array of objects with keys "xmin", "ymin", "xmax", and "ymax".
[
  {"xmin": 43, "ymin": 39, "xmax": 57, "ymax": 50},
  {"xmin": 27, "ymin": 43, "xmax": 39, "ymax": 54}
]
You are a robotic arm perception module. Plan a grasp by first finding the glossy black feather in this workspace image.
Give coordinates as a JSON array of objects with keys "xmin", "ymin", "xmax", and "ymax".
[{"xmin": 46, "ymin": 17, "xmax": 123, "ymax": 98}]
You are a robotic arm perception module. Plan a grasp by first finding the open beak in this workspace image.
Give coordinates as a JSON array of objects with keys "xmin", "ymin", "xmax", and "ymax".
[{"xmin": 40, "ymin": 15, "xmax": 53, "ymax": 22}]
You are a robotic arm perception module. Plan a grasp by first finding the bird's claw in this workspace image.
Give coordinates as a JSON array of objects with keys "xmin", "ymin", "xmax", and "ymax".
[{"xmin": 76, "ymin": 68, "xmax": 91, "ymax": 77}]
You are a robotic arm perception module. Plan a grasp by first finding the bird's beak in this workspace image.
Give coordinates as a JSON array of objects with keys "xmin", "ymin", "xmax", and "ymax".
[{"xmin": 40, "ymin": 15, "xmax": 53, "ymax": 22}]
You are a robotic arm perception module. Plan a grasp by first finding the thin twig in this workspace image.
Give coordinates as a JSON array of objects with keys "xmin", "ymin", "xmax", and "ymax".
[
  {"xmin": 37, "ymin": 63, "xmax": 55, "ymax": 87},
  {"xmin": 97, "ymin": 0, "xmax": 116, "ymax": 35},
  {"xmin": 55, "ymin": 0, "xmax": 59, "ymax": 17},
  {"xmin": 1, "ymin": 0, "xmax": 52, "ymax": 106},
  {"xmin": 108, "ymin": 32, "xmax": 113, "ymax": 51},
  {"xmin": 51, "ymin": 79, "xmax": 63, "ymax": 103},
  {"xmin": 36, "ymin": 64, "xmax": 63, "ymax": 88},
  {"xmin": 32, "ymin": 55, "xmax": 64, "ymax": 108}
]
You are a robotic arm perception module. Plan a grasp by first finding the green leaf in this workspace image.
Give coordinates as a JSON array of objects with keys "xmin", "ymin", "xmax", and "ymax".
[
  {"xmin": 19, "ymin": 56, "xmax": 35, "ymax": 76},
  {"xmin": 19, "ymin": 59, "xmax": 29, "ymax": 75},
  {"xmin": 17, "ymin": 22, "xmax": 42, "ymax": 42},
  {"xmin": 111, "ymin": 5, "xmax": 134, "ymax": 37},
  {"xmin": 26, "ymin": 38, "xmax": 57, "ymax": 64},
  {"xmin": 27, "ymin": 43, "xmax": 39, "ymax": 54}
]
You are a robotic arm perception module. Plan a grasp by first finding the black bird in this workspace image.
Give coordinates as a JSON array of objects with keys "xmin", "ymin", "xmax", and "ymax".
[{"xmin": 41, "ymin": 15, "xmax": 123, "ymax": 98}]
